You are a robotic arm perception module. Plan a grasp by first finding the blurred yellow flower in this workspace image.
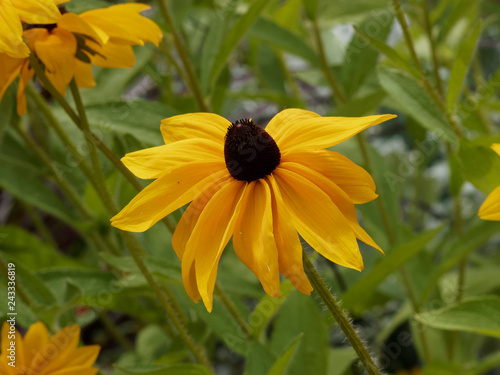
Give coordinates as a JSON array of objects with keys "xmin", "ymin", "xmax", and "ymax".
[
  {"xmin": 111, "ymin": 109, "xmax": 396, "ymax": 311},
  {"xmin": 0, "ymin": 0, "xmax": 66, "ymax": 58},
  {"xmin": 0, "ymin": 321, "xmax": 100, "ymax": 375},
  {"xmin": 478, "ymin": 144, "xmax": 500, "ymax": 221},
  {"xmin": 0, "ymin": 3, "xmax": 162, "ymax": 115}
]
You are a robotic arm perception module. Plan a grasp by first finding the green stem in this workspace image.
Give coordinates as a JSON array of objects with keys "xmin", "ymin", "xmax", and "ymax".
[
  {"xmin": 122, "ymin": 232, "xmax": 213, "ymax": 371},
  {"xmin": 422, "ymin": 0, "xmax": 445, "ymax": 97},
  {"xmin": 156, "ymin": 0, "xmax": 210, "ymax": 112},
  {"xmin": 21, "ymin": 202, "xmax": 58, "ymax": 248},
  {"xmin": 302, "ymin": 251, "xmax": 382, "ymax": 375},
  {"xmin": 215, "ymin": 283, "xmax": 252, "ymax": 338},
  {"xmin": 392, "ymin": 0, "xmax": 463, "ymax": 138},
  {"xmin": 311, "ymin": 18, "xmax": 347, "ymax": 104},
  {"xmin": 98, "ymin": 310, "xmax": 134, "ymax": 351}
]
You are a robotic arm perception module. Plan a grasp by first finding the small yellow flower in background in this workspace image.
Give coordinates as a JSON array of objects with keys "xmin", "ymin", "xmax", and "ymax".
[
  {"xmin": 0, "ymin": 321, "xmax": 100, "ymax": 375},
  {"xmin": 0, "ymin": 3, "xmax": 162, "ymax": 115},
  {"xmin": 478, "ymin": 144, "xmax": 500, "ymax": 221},
  {"xmin": 111, "ymin": 109, "xmax": 396, "ymax": 311},
  {"xmin": 0, "ymin": 0, "xmax": 66, "ymax": 58}
]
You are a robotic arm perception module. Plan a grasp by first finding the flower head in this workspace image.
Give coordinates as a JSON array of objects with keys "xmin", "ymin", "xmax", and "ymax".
[
  {"xmin": 0, "ymin": 0, "xmax": 66, "ymax": 58},
  {"xmin": 0, "ymin": 3, "xmax": 162, "ymax": 115},
  {"xmin": 0, "ymin": 321, "xmax": 100, "ymax": 374},
  {"xmin": 478, "ymin": 144, "xmax": 500, "ymax": 221},
  {"xmin": 111, "ymin": 109, "xmax": 396, "ymax": 311}
]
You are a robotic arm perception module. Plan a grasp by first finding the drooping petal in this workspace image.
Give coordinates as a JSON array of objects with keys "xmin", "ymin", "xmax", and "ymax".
[
  {"xmin": 10, "ymin": 0, "xmax": 61, "ymax": 24},
  {"xmin": 274, "ymin": 112, "xmax": 396, "ymax": 152},
  {"xmin": 57, "ymin": 13, "xmax": 105, "ymax": 45},
  {"xmin": 34, "ymin": 28, "xmax": 77, "ymax": 96},
  {"xmin": 283, "ymin": 149, "xmax": 377, "ymax": 204},
  {"xmin": 186, "ymin": 180, "xmax": 246, "ymax": 311},
  {"xmin": 0, "ymin": 52, "xmax": 24, "ymax": 102},
  {"xmin": 172, "ymin": 176, "xmax": 230, "ymax": 259},
  {"xmin": 88, "ymin": 41, "xmax": 135, "ymax": 69},
  {"xmin": 266, "ymin": 175, "xmax": 312, "ymax": 295},
  {"xmin": 479, "ymin": 185, "xmax": 500, "ymax": 221},
  {"xmin": 280, "ymin": 162, "xmax": 382, "ymax": 252},
  {"xmin": 0, "ymin": 0, "xmax": 29, "ymax": 58},
  {"xmin": 111, "ymin": 162, "xmax": 227, "ymax": 232},
  {"xmin": 16, "ymin": 60, "xmax": 34, "ymax": 116},
  {"xmin": 161, "ymin": 113, "xmax": 230, "ymax": 145},
  {"xmin": 265, "ymin": 108, "xmax": 320, "ymax": 143},
  {"xmin": 80, "ymin": 4, "xmax": 162, "ymax": 46},
  {"xmin": 74, "ymin": 59, "xmax": 96, "ymax": 89},
  {"xmin": 273, "ymin": 167, "xmax": 363, "ymax": 271},
  {"xmin": 233, "ymin": 180, "xmax": 281, "ymax": 297},
  {"xmin": 23, "ymin": 321, "xmax": 50, "ymax": 369},
  {"xmin": 122, "ymin": 138, "xmax": 223, "ymax": 180}
]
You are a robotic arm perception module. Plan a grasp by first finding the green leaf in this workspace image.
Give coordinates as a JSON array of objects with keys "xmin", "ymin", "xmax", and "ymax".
[
  {"xmin": 268, "ymin": 334, "xmax": 303, "ymax": 375},
  {"xmin": 270, "ymin": 292, "xmax": 328, "ymax": 375},
  {"xmin": 210, "ymin": 0, "xmax": 272, "ymax": 88},
  {"xmin": 416, "ymin": 296, "xmax": 500, "ymax": 338},
  {"xmin": 302, "ymin": 0, "xmax": 318, "ymax": 20},
  {"xmin": 342, "ymin": 15, "xmax": 393, "ymax": 98},
  {"xmin": 329, "ymin": 90, "xmax": 385, "ymax": 117},
  {"xmin": 318, "ymin": 0, "xmax": 389, "ymax": 22},
  {"xmin": 353, "ymin": 25, "xmax": 420, "ymax": 78},
  {"xmin": 457, "ymin": 138, "xmax": 500, "ymax": 193},
  {"xmin": 341, "ymin": 226, "xmax": 443, "ymax": 313},
  {"xmin": 377, "ymin": 66, "xmax": 458, "ymax": 144},
  {"xmin": 116, "ymin": 364, "xmax": 212, "ymax": 375},
  {"xmin": 326, "ymin": 348, "xmax": 358, "ymax": 375},
  {"xmin": 446, "ymin": 22, "xmax": 482, "ymax": 111},
  {"xmin": 250, "ymin": 18, "xmax": 319, "ymax": 66},
  {"xmin": 244, "ymin": 342, "xmax": 276, "ymax": 375}
]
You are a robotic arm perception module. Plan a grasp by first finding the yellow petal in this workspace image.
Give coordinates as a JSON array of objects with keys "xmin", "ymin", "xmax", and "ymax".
[
  {"xmin": 1, "ymin": 321, "xmax": 26, "ymax": 373},
  {"xmin": 48, "ymin": 368, "xmax": 98, "ymax": 375},
  {"xmin": 491, "ymin": 143, "xmax": 500, "ymax": 157},
  {"xmin": 88, "ymin": 41, "xmax": 135, "ymax": 68},
  {"xmin": 265, "ymin": 108, "xmax": 321, "ymax": 143},
  {"xmin": 273, "ymin": 167, "xmax": 363, "ymax": 271},
  {"xmin": 181, "ymin": 244, "xmax": 202, "ymax": 303},
  {"xmin": 0, "ymin": 1, "xmax": 29, "ymax": 58},
  {"xmin": 10, "ymin": 0, "xmax": 61, "ymax": 24},
  {"xmin": 32, "ymin": 324, "xmax": 80, "ymax": 374},
  {"xmin": 281, "ymin": 162, "xmax": 382, "ymax": 253},
  {"xmin": 57, "ymin": 13, "xmax": 105, "ymax": 45},
  {"xmin": 270, "ymin": 111, "xmax": 396, "ymax": 151},
  {"xmin": 80, "ymin": 4, "xmax": 162, "ymax": 46},
  {"xmin": 0, "ymin": 52, "xmax": 24, "ymax": 103},
  {"xmin": 23, "ymin": 321, "xmax": 50, "ymax": 369},
  {"xmin": 186, "ymin": 180, "xmax": 246, "ymax": 311},
  {"xmin": 65, "ymin": 345, "xmax": 100, "ymax": 368},
  {"xmin": 122, "ymin": 138, "xmax": 223, "ymax": 180},
  {"xmin": 74, "ymin": 59, "xmax": 96, "ymax": 89},
  {"xmin": 161, "ymin": 113, "xmax": 230, "ymax": 145},
  {"xmin": 283, "ymin": 149, "xmax": 377, "ymax": 204},
  {"xmin": 233, "ymin": 180, "xmax": 281, "ymax": 297},
  {"xmin": 16, "ymin": 60, "xmax": 34, "ymax": 116},
  {"xmin": 479, "ymin": 185, "xmax": 500, "ymax": 221},
  {"xmin": 34, "ymin": 28, "xmax": 76, "ymax": 96},
  {"xmin": 267, "ymin": 174, "xmax": 313, "ymax": 295},
  {"xmin": 111, "ymin": 162, "xmax": 227, "ymax": 232},
  {"xmin": 172, "ymin": 177, "xmax": 230, "ymax": 260}
]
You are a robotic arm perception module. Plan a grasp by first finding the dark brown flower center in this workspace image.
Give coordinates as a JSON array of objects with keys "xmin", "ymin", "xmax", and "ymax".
[{"xmin": 224, "ymin": 119, "xmax": 281, "ymax": 182}]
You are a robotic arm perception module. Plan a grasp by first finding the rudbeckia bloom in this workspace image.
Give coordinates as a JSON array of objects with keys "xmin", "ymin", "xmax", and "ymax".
[
  {"xmin": 478, "ymin": 144, "xmax": 500, "ymax": 221},
  {"xmin": 0, "ymin": 321, "xmax": 100, "ymax": 375},
  {"xmin": 0, "ymin": 3, "xmax": 162, "ymax": 115},
  {"xmin": 0, "ymin": 0, "xmax": 66, "ymax": 58},
  {"xmin": 111, "ymin": 109, "xmax": 396, "ymax": 311}
]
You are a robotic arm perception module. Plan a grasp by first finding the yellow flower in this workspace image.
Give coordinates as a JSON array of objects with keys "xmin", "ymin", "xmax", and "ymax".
[
  {"xmin": 478, "ymin": 144, "xmax": 500, "ymax": 221},
  {"xmin": 111, "ymin": 109, "xmax": 396, "ymax": 311},
  {"xmin": 0, "ymin": 321, "xmax": 100, "ymax": 375},
  {"xmin": 0, "ymin": 0, "xmax": 66, "ymax": 58},
  {"xmin": 0, "ymin": 3, "xmax": 162, "ymax": 115}
]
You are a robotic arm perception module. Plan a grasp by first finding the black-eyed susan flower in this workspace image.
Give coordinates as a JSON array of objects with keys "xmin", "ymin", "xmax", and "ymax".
[
  {"xmin": 111, "ymin": 109, "xmax": 396, "ymax": 311},
  {"xmin": 0, "ymin": 0, "xmax": 66, "ymax": 58},
  {"xmin": 0, "ymin": 321, "xmax": 100, "ymax": 375},
  {"xmin": 478, "ymin": 144, "xmax": 500, "ymax": 221},
  {"xmin": 0, "ymin": 3, "xmax": 162, "ymax": 115}
]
